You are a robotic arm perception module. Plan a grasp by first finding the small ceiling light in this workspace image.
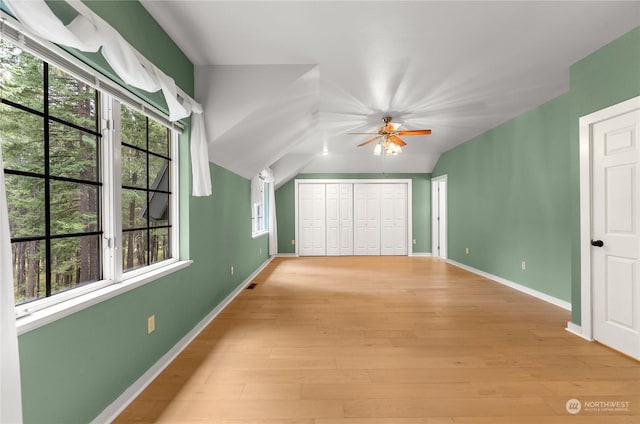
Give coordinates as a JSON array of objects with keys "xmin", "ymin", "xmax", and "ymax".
[
  {"xmin": 386, "ymin": 143, "xmax": 400, "ymax": 156},
  {"xmin": 373, "ymin": 142, "xmax": 382, "ymax": 156}
]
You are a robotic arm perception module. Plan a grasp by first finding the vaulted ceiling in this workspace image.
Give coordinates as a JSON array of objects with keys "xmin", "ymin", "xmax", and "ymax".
[{"xmin": 141, "ymin": 1, "xmax": 640, "ymax": 187}]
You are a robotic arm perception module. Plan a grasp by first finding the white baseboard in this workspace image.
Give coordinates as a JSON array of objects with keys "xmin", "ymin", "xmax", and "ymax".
[
  {"xmin": 566, "ymin": 321, "xmax": 592, "ymax": 341},
  {"xmin": 91, "ymin": 257, "xmax": 273, "ymax": 424},
  {"xmin": 447, "ymin": 259, "xmax": 571, "ymax": 311},
  {"xmin": 276, "ymin": 253, "xmax": 433, "ymax": 257}
]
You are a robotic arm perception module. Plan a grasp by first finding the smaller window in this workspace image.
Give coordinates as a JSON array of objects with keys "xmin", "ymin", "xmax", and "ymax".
[{"xmin": 251, "ymin": 176, "xmax": 268, "ymax": 237}]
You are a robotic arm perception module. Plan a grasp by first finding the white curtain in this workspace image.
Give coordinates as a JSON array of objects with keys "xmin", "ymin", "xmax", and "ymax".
[
  {"xmin": 0, "ymin": 147, "xmax": 23, "ymax": 423},
  {"xmin": 260, "ymin": 168, "xmax": 278, "ymax": 256},
  {"xmin": 4, "ymin": 0, "xmax": 212, "ymax": 196},
  {"xmin": 190, "ymin": 109, "xmax": 212, "ymax": 197}
]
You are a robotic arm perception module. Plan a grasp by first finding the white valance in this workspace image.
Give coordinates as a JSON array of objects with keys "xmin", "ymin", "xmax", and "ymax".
[{"xmin": 4, "ymin": 0, "xmax": 212, "ymax": 196}]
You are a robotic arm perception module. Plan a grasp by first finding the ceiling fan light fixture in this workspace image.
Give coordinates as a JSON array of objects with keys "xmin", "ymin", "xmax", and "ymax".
[
  {"xmin": 354, "ymin": 116, "xmax": 430, "ymax": 156},
  {"xmin": 373, "ymin": 142, "xmax": 383, "ymax": 156},
  {"xmin": 385, "ymin": 143, "xmax": 401, "ymax": 156}
]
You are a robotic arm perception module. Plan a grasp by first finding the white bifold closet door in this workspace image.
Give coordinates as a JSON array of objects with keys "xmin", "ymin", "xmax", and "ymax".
[
  {"xmin": 299, "ymin": 182, "xmax": 407, "ymax": 256},
  {"xmin": 381, "ymin": 183, "xmax": 408, "ymax": 255},
  {"xmin": 326, "ymin": 184, "xmax": 354, "ymax": 256},
  {"xmin": 354, "ymin": 184, "xmax": 382, "ymax": 255},
  {"xmin": 298, "ymin": 183, "xmax": 326, "ymax": 255}
]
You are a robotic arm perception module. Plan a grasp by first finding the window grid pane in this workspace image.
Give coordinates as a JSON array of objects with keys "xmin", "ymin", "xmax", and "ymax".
[
  {"xmin": 48, "ymin": 66, "xmax": 98, "ymax": 132},
  {"xmin": 0, "ymin": 40, "xmax": 44, "ymax": 112},
  {"xmin": 50, "ymin": 234, "xmax": 101, "ymax": 295},
  {"xmin": 0, "ymin": 103, "xmax": 44, "ymax": 174},
  {"xmin": 12, "ymin": 240, "xmax": 46, "ymax": 304}
]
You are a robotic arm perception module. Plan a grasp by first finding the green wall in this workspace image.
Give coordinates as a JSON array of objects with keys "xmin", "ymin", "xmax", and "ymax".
[
  {"xmin": 432, "ymin": 94, "xmax": 571, "ymax": 301},
  {"xmin": 432, "ymin": 26, "xmax": 640, "ymax": 310},
  {"xmin": 276, "ymin": 173, "xmax": 432, "ymax": 254},
  {"xmin": 16, "ymin": 3, "xmax": 269, "ymax": 423},
  {"xmin": 568, "ymin": 27, "xmax": 640, "ymax": 323}
]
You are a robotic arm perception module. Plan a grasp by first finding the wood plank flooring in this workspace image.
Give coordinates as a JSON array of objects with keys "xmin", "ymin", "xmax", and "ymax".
[{"xmin": 115, "ymin": 257, "xmax": 639, "ymax": 423}]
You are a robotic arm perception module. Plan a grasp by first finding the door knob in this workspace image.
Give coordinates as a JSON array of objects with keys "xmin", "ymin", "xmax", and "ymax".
[{"xmin": 591, "ymin": 240, "xmax": 604, "ymax": 247}]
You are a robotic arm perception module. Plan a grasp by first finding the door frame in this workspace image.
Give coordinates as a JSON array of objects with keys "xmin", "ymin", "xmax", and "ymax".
[
  {"xmin": 294, "ymin": 179, "xmax": 413, "ymax": 256},
  {"xmin": 431, "ymin": 174, "xmax": 448, "ymax": 259},
  {"xmin": 578, "ymin": 96, "xmax": 640, "ymax": 340}
]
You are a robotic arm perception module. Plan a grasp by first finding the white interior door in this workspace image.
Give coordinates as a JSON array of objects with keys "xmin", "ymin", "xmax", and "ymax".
[
  {"xmin": 298, "ymin": 183, "xmax": 326, "ymax": 256},
  {"xmin": 592, "ymin": 108, "xmax": 640, "ymax": 359},
  {"xmin": 381, "ymin": 184, "xmax": 408, "ymax": 255},
  {"xmin": 338, "ymin": 184, "xmax": 354, "ymax": 255},
  {"xmin": 354, "ymin": 184, "xmax": 381, "ymax": 255},
  {"xmin": 326, "ymin": 184, "xmax": 340, "ymax": 256},
  {"xmin": 431, "ymin": 177, "xmax": 448, "ymax": 259}
]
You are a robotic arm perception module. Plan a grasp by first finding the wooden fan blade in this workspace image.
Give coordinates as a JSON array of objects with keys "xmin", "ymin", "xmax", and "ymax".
[
  {"xmin": 357, "ymin": 136, "xmax": 381, "ymax": 147},
  {"xmin": 389, "ymin": 135, "xmax": 407, "ymax": 146},
  {"xmin": 397, "ymin": 129, "xmax": 432, "ymax": 136},
  {"xmin": 349, "ymin": 132, "xmax": 379, "ymax": 135}
]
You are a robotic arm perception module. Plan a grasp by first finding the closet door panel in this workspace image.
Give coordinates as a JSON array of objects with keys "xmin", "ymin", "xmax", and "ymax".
[
  {"xmin": 339, "ymin": 184, "xmax": 354, "ymax": 255},
  {"xmin": 354, "ymin": 183, "xmax": 381, "ymax": 255},
  {"xmin": 381, "ymin": 183, "xmax": 408, "ymax": 255},
  {"xmin": 298, "ymin": 183, "xmax": 326, "ymax": 256},
  {"xmin": 326, "ymin": 184, "xmax": 340, "ymax": 256}
]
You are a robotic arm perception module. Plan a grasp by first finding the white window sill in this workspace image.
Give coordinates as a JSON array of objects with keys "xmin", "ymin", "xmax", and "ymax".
[
  {"xmin": 16, "ymin": 260, "xmax": 193, "ymax": 336},
  {"xmin": 252, "ymin": 230, "xmax": 269, "ymax": 239}
]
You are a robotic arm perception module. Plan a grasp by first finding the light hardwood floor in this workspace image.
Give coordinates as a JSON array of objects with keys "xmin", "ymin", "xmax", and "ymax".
[{"xmin": 115, "ymin": 257, "xmax": 639, "ymax": 423}]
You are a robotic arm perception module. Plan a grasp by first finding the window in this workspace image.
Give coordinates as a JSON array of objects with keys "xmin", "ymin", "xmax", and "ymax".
[
  {"xmin": 1, "ymin": 39, "xmax": 101, "ymax": 305},
  {"xmin": 251, "ymin": 175, "xmax": 268, "ymax": 237},
  {"xmin": 120, "ymin": 105, "xmax": 172, "ymax": 273},
  {"xmin": 0, "ymin": 38, "xmax": 180, "ymax": 311}
]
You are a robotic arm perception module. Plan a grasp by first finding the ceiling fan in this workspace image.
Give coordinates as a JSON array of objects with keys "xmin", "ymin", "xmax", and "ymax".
[{"xmin": 350, "ymin": 116, "xmax": 431, "ymax": 156}]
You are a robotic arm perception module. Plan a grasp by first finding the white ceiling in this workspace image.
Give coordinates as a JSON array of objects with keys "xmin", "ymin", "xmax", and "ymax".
[{"xmin": 141, "ymin": 1, "xmax": 640, "ymax": 186}]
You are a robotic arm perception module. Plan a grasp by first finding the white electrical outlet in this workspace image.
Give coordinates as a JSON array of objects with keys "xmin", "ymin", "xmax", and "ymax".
[
  {"xmin": 521, "ymin": 261, "xmax": 526, "ymax": 270},
  {"xmin": 259, "ymin": 247, "xmax": 262, "ymax": 255},
  {"xmin": 465, "ymin": 247, "xmax": 470, "ymax": 255},
  {"xmin": 231, "ymin": 266, "xmax": 234, "ymax": 275},
  {"xmin": 147, "ymin": 315, "xmax": 155, "ymax": 334},
  {"xmin": 291, "ymin": 239, "xmax": 295, "ymax": 245},
  {"xmin": 412, "ymin": 239, "xmax": 417, "ymax": 245}
]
